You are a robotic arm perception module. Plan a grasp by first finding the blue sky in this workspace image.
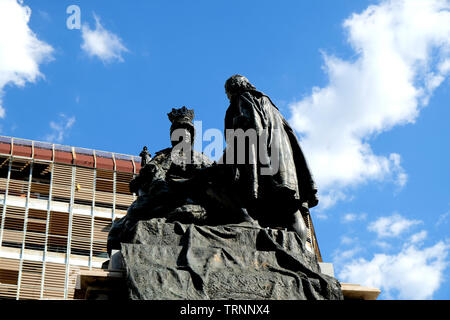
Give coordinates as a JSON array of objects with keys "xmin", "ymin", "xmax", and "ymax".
[{"xmin": 0, "ymin": 0, "xmax": 449, "ymax": 299}]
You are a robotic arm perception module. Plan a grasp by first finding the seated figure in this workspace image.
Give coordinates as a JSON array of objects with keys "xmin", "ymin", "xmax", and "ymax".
[{"xmin": 107, "ymin": 106, "xmax": 213, "ymax": 254}]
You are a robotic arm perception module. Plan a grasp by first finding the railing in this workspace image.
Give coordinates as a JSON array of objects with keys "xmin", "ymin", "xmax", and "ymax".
[{"xmin": 0, "ymin": 135, "xmax": 142, "ymax": 173}]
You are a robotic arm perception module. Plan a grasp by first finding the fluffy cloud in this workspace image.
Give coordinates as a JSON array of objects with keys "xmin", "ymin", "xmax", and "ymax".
[
  {"xmin": 339, "ymin": 241, "xmax": 449, "ymax": 299},
  {"xmin": 368, "ymin": 213, "xmax": 422, "ymax": 238},
  {"xmin": 342, "ymin": 212, "xmax": 367, "ymax": 223},
  {"xmin": 81, "ymin": 14, "xmax": 128, "ymax": 63},
  {"xmin": 335, "ymin": 213, "xmax": 449, "ymax": 299},
  {"xmin": 0, "ymin": 0, "xmax": 53, "ymax": 117},
  {"xmin": 44, "ymin": 114, "xmax": 76, "ymax": 144},
  {"xmin": 289, "ymin": 0, "xmax": 450, "ymax": 208},
  {"xmin": 340, "ymin": 235, "xmax": 358, "ymax": 246},
  {"xmin": 436, "ymin": 211, "xmax": 449, "ymax": 227},
  {"xmin": 409, "ymin": 230, "xmax": 428, "ymax": 244}
]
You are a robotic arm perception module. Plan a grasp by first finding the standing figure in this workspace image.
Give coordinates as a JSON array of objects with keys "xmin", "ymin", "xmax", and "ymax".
[
  {"xmin": 220, "ymin": 75, "xmax": 319, "ymax": 242},
  {"xmin": 139, "ymin": 146, "xmax": 151, "ymax": 167}
]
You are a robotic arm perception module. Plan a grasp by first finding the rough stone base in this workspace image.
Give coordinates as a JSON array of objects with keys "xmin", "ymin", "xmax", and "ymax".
[{"xmin": 118, "ymin": 219, "xmax": 343, "ymax": 300}]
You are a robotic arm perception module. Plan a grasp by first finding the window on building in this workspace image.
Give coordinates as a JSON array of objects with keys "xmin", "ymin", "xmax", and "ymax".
[
  {"xmin": 30, "ymin": 162, "xmax": 52, "ymax": 200},
  {"xmin": 95, "ymin": 169, "xmax": 114, "ymax": 209}
]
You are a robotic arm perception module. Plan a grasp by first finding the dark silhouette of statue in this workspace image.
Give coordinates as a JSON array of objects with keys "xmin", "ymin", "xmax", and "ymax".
[
  {"xmin": 139, "ymin": 146, "xmax": 151, "ymax": 167},
  {"xmin": 168, "ymin": 75, "xmax": 319, "ymax": 242},
  {"xmin": 109, "ymin": 76, "xmax": 319, "ymax": 253},
  {"xmin": 218, "ymin": 75, "xmax": 318, "ymax": 241},
  {"xmin": 106, "ymin": 81, "xmax": 344, "ymax": 302}
]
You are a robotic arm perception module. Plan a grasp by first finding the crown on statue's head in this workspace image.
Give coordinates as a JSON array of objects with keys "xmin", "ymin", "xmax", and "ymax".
[{"xmin": 167, "ymin": 106, "xmax": 194, "ymax": 126}]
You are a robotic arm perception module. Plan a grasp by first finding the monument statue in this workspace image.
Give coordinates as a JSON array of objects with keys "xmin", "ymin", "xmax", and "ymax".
[
  {"xmin": 177, "ymin": 75, "xmax": 318, "ymax": 240},
  {"xmin": 223, "ymin": 75, "xmax": 319, "ymax": 241},
  {"xmin": 106, "ymin": 80, "xmax": 343, "ymax": 301},
  {"xmin": 139, "ymin": 146, "xmax": 151, "ymax": 167}
]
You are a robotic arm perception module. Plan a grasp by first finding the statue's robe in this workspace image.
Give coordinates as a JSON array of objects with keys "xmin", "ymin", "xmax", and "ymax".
[{"xmin": 222, "ymin": 90, "xmax": 318, "ymax": 226}]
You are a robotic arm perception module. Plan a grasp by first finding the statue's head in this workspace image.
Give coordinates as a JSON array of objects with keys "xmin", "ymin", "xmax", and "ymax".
[
  {"xmin": 225, "ymin": 75, "xmax": 256, "ymax": 100},
  {"xmin": 167, "ymin": 106, "xmax": 195, "ymax": 147}
]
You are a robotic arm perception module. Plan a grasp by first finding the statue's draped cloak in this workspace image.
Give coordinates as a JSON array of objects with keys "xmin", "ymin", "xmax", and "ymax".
[{"xmin": 222, "ymin": 90, "xmax": 317, "ymax": 215}]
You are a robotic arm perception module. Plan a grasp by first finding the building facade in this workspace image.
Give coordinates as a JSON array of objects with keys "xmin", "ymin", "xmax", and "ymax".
[{"xmin": 0, "ymin": 136, "xmax": 141, "ymax": 300}]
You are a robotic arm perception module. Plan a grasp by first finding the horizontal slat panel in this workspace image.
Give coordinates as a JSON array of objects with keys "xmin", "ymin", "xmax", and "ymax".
[
  {"xmin": 7, "ymin": 180, "xmax": 28, "ymax": 196},
  {"xmin": 0, "ymin": 178, "xmax": 7, "ymax": 193},
  {"xmin": 47, "ymin": 235, "xmax": 68, "ymax": 252},
  {"xmin": 93, "ymin": 217, "xmax": 111, "ymax": 242},
  {"xmin": 24, "ymin": 232, "xmax": 46, "ymax": 249},
  {"xmin": 26, "ymin": 220, "xmax": 46, "ymax": 233},
  {"xmin": 96, "ymin": 169, "xmax": 113, "ymax": 180},
  {"xmin": 48, "ymin": 211, "xmax": 69, "ymax": 236},
  {"xmin": 0, "ymin": 258, "xmax": 20, "ymax": 288},
  {"xmin": 28, "ymin": 209, "xmax": 47, "ymax": 220},
  {"xmin": 70, "ymin": 238, "xmax": 91, "ymax": 256},
  {"xmin": 43, "ymin": 263, "xmax": 65, "ymax": 293},
  {"xmin": 2, "ymin": 229, "xmax": 24, "ymax": 245},
  {"xmin": 18, "ymin": 286, "xmax": 41, "ymax": 300},
  {"xmin": 51, "ymin": 186, "xmax": 71, "ymax": 198},
  {"xmin": 0, "ymin": 284, "xmax": 17, "ymax": 299},
  {"xmin": 4, "ymin": 216, "xmax": 24, "ymax": 231},
  {"xmin": 74, "ymin": 189, "xmax": 93, "ymax": 202},
  {"xmin": 19, "ymin": 261, "xmax": 43, "ymax": 300},
  {"xmin": 71, "ymin": 214, "xmax": 91, "ymax": 234},
  {"xmin": 52, "ymin": 164, "xmax": 72, "ymax": 186},
  {"xmin": 116, "ymin": 171, "xmax": 133, "ymax": 183},
  {"xmin": 115, "ymin": 193, "xmax": 133, "ymax": 207},
  {"xmin": 30, "ymin": 182, "xmax": 50, "ymax": 196},
  {"xmin": 75, "ymin": 167, "xmax": 94, "ymax": 189}
]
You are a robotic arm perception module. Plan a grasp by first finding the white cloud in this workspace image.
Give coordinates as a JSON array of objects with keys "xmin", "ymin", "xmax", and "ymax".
[
  {"xmin": 333, "ymin": 246, "xmax": 363, "ymax": 266},
  {"xmin": 340, "ymin": 235, "xmax": 358, "ymax": 245},
  {"xmin": 81, "ymin": 14, "xmax": 128, "ymax": 63},
  {"xmin": 313, "ymin": 212, "xmax": 328, "ymax": 220},
  {"xmin": 335, "ymin": 213, "xmax": 448, "ymax": 299},
  {"xmin": 317, "ymin": 190, "xmax": 349, "ymax": 211},
  {"xmin": 409, "ymin": 230, "xmax": 428, "ymax": 244},
  {"xmin": 289, "ymin": 0, "xmax": 450, "ymax": 208},
  {"xmin": 44, "ymin": 114, "xmax": 76, "ymax": 144},
  {"xmin": 338, "ymin": 241, "xmax": 449, "ymax": 299},
  {"xmin": 374, "ymin": 240, "xmax": 392, "ymax": 250},
  {"xmin": 0, "ymin": 0, "xmax": 53, "ymax": 116},
  {"xmin": 436, "ymin": 211, "xmax": 449, "ymax": 227},
  {"xmin": 368, "ymin": 213, "xmax": 422, "ymax": 238},
  {"xmin": 342, "ymin": 212, "xmax": 367, "ymax": 223}
]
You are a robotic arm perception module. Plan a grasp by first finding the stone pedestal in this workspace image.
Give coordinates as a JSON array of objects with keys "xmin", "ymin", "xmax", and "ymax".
[
  {"xmin": 108, "ymin": 219, "xmax": 344, "ymax": 300},
  {"xmin": 74, "ymin": 270, "xmax": 380, "ymax": 300}
]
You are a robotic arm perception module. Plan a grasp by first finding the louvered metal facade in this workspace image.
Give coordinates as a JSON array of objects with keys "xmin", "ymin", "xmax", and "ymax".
[{"xmin": 0, "ymin": 136, "xmax": 141, "ymax": 299}]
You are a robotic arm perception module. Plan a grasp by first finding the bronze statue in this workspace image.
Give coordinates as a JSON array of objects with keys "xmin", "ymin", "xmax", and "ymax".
[
  {"xmin": 110, "ymin": 76, "xmax": 319, "ymax": 253},
  {"xmin": 219, "ymin": 75, "xmax": 319, "ymax": 242},
  {"xmin": 167, "ymin": 76, "xmax": 318, "ymax": 242},
  {"xmin": 106, "ymin": 80, "xmax": 344, "ymax": 302},
  {"xmin": 139, "ymin": 146, "xmax": 151, "ymax": 167}
]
